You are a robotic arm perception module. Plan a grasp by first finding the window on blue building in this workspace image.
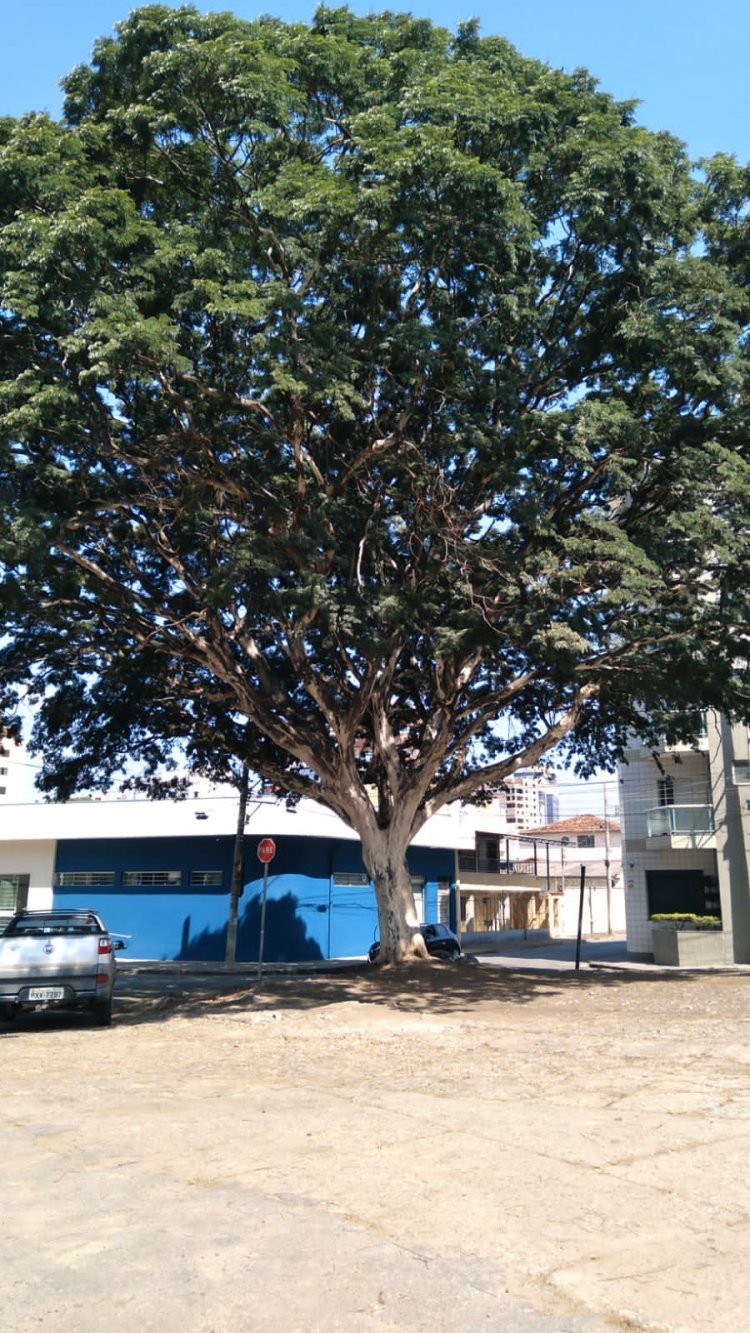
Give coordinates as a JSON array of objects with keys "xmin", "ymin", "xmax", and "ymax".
[
  {"xmin": 123, "ymin": 870, "xmax": 182, "ymax": 886},
  {"xmin": 56, "ymin": 870, "xmax": 115, "ymax": 887},
  {"xmin": 411, "ymin": 878, "xmax": 425, "ymax": 921},
  {"xmin": 438, "ymin": 882, "xmax": 451, "ymax": 924}
]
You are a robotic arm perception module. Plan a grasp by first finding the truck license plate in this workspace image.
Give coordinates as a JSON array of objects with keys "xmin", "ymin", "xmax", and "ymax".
[{"xmin": 28, "ymin": 987, "xmax": 65, "ymax": 1002}]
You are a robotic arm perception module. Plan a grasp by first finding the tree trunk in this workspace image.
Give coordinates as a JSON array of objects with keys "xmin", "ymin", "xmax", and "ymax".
[
  {"xmin": 359, "ymin": 825, "xmax": 429, "ymax": 963},
  {"xmin": 225, "ymin": 760, "xmax": 251, "ymax": 967}
]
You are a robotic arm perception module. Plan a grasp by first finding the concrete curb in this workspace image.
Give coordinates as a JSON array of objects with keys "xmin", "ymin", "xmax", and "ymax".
[{"xmin": 119, "ymin": 956, "xmax": 368, "ymax": 978}]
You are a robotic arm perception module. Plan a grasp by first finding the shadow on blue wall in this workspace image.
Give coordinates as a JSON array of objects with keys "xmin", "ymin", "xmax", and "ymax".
[{"xmin": 178, "ymin": 890, "xmax": 324, "ymax": 963}]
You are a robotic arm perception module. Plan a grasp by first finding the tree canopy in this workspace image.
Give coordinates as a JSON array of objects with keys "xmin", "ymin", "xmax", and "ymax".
[{"xmin": 1, "ymin": 5, "xmax": 749, "ymax": 958}]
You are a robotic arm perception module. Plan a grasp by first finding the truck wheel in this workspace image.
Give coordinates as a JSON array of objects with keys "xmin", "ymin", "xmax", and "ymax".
[{"xmin": 92, "ymin": 998, "xmax": 112, "ymax": 1027}]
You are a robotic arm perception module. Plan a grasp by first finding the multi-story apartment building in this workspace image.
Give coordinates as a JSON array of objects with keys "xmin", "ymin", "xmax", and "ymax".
[
  {"xmin": 503, "ymin": 767, "xmax": 560, "ymax": 828},
  {"xmin": 0, "ymin": 736, "xmax": 38, "ymax": 804},
  {"xmin": 619, "ymin": 713, "xmax": 750, "ymax": 962}
]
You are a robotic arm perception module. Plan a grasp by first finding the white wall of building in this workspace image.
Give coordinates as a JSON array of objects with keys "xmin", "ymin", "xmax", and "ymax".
[
  {"xmin": 557, "ymin": 880, "xmax": 627, "ymax": 938},
  {"xmin": 505, "ymin": 769, "xmax": 559, "ymax": 829},
  {"xmin": 0, "ymin": 738, "xmax": 41, "ymax": 804},
  {"xmin": 0, "ymin": 839, "xmax": 56, "ymax": 918},
  {"xmin": 619, "ymin": 732, "xmax": 717, "ymax": 956},
  {"xmin": 513, "ymin": 821, "xmax": 621, "ymax": 880}
]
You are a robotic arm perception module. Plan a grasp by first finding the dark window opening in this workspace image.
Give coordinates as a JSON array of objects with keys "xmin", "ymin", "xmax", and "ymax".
[
  {"xmin": 0, "ymin": 873, "xmax": 30, "ymax": 915},
  {"xmin": 646, "ymin": 869, "xmax": 719, "ymax": 919}
]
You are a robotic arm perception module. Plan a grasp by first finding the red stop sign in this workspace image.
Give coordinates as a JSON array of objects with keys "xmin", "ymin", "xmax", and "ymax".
[{"xmin": 257, "ymin": 837, "xmax": 276, "ymax": 864}]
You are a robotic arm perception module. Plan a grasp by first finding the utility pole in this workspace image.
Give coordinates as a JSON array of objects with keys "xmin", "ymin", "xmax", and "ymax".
[
  {"xmin": 603, "ymin": 785, "xmax": 613, "ymax": 936},
  {"xmin": 225, "ymin": 759, "xmax": 251, "ymax": 967}
]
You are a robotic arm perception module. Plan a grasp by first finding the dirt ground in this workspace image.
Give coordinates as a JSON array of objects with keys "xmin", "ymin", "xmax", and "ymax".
[{"xmin": 2, "ymin": 961, "xmax": 750, "ymax": 1333}]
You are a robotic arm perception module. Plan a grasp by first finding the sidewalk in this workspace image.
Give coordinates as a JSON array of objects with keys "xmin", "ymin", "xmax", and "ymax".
[
  {"xmin": 458, "ymin": 929, "xmax": 626, "ymax": 961},
  {"xmin": 118, "ymin": 934, "xmax": 611, "ymax": 977},
  {"xmin": 120, "ymin": 931, "xmax": 750, "ymax": 980},
  {"xmin": 461, "ymin": 930, "xmax": 750, "ymax": 974},
  {"xmin": 119, "ymin": 955, "xmax": 362, "ymax": 975}
]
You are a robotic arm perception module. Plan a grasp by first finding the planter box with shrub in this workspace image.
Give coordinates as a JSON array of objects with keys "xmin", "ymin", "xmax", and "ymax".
[{"xmin": 650, "ymin": 914, "xmax": 728, "ymax": 965}]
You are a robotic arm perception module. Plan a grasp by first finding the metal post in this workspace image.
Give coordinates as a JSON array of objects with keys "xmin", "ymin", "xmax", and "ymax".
[
  {"xmin": 453, "ymin": 847, "xmax": 461, "ymax": 941},
  {"xmin": 575, "ymin": 864, "xmax": 586, "ymax": 970},
  {"xmin": 257, "ymin": 860, "xmax": 269, "ymax": 988}
]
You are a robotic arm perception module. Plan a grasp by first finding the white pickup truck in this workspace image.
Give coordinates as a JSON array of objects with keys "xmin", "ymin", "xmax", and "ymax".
[{"xmin": 0, "ymin": 909, "xmax": 126, "ymax": 1025}]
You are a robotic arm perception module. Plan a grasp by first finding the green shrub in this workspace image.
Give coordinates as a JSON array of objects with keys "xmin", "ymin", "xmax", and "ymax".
[{"xmin": 650, "ymin": 913, "xmax": 721, "ymax": 930}]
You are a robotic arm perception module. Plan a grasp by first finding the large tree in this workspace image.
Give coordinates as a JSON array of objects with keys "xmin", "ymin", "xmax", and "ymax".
[{"xmin": 1, "ymin": 6, "xmax": 750, "ymax": 960}]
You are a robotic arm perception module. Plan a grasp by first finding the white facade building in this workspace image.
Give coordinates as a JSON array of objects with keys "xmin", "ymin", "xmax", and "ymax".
[
  {"xmin": 619, "ymin": 712, "xmax": 750, "ymax": 962},
  {"xmin": 503, "ymin": 767, "xmax": 560, "ymax": 829},
  {"xmin": 517, "ymin": 814, "xmax": 623, "ymax": 936},
  {"xmin": 454, "ymin": 811, "xmax": 622, "ymax": 937},
  {"xmin": 0, "ymin": 789, "xmax": 512, "ymax": 929},
  {"xmin": 0, "ymin": 737, "xmax": 39, "ymax": 805}
]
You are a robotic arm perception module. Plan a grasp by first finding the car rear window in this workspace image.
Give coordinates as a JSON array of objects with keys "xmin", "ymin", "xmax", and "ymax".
[{"xmin": 5, "ymin": 915, "xmax": 101, "ymax": 937}]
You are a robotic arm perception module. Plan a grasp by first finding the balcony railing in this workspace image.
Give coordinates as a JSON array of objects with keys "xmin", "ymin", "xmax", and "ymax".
[
  {"xmin": 458, "ymin": 852, "xmax": 519, "ymax": 875},
  {"xmin": 646, "ymin": 805, "xmax": 715, "ymax": 837}
]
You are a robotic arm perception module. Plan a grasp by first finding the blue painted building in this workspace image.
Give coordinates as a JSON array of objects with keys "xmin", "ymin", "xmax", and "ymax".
[
  {"xmin": 2, "ymin": 795, "xmax": 461, "ymax": 961},
  {"xmin": 54, "ymin": 833, "xmax": 453, "ymax": 961}
]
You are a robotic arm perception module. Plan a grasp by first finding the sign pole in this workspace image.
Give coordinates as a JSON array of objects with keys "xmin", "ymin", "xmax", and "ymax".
[
  {"xmin": 257, "ymin": 861, "xmax": 269, "ymax": 988},
  {"xmin": 256, "ymin": 837, "xmax": 276, "ymax": 990}
]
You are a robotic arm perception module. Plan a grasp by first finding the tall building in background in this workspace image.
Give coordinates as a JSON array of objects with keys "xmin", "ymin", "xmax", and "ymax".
[
  {"xmin": 504, "ymin": 768, "xmax": 559, "ymax": 829},
  {"xmin": 0, "ymin": 736, "xmax": 39, "ymax": 803}
]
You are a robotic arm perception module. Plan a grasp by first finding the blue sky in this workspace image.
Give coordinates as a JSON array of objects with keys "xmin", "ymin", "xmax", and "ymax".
[{"xmin": 3, "ymin": 0, "xmax": 749, "ymax": 162}]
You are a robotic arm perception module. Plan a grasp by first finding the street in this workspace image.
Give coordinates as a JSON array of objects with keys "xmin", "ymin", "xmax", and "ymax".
[{"xmin": 3, "ymin": 946, "xmax": 750, "ymax": 1332}]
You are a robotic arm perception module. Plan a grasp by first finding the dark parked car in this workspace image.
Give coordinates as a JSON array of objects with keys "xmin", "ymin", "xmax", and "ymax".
[{"xmin": 368, "ymin": 922, "xmax": 462, "ymax": 963}]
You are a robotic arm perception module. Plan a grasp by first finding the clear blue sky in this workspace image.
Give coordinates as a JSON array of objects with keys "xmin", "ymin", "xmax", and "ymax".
[{"xmin": 2, "ymin": 0, "xmax": 749, "ymax": 162}]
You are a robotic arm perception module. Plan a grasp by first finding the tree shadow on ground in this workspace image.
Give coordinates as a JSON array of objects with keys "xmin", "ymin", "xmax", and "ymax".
[
  {"xmin": 101, "ymin": 957, "xmax": 720, "ymax": 1029},
  {"xmin": 0, "ymin": 1009, "xmax": 117, "ymax": 1036}
]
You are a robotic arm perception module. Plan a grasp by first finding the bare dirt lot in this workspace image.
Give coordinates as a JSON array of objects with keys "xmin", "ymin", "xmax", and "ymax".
[{"xmin": 2, "ymin": 961, "xmax": 749, "ymax": 1333}]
